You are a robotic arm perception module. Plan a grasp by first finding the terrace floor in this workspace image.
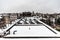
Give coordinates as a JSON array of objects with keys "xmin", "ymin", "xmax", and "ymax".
[{"xmin": 4, "ymin": 17, "xmax": 58, "ymax": 37}]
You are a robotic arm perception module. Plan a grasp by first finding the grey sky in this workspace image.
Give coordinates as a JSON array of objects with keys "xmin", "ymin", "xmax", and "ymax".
[{"xmin": 0, "ymin": 0, "xmax": 60, "ymax": 13}]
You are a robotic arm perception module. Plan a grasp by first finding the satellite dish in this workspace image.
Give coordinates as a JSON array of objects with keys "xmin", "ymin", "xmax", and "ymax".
[
  {"xmin": 0, "ymin": 16, "xmax": 2, "ymax": 19},
  {"xmin": 20, "ymin": 21, "xmax": 24, "ymax": 23}
]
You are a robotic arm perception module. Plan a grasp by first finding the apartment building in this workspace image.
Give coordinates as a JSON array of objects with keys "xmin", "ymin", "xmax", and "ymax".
[{"xmin": 9, "ymin": 13, "xmax": 17, "ymax": 21}]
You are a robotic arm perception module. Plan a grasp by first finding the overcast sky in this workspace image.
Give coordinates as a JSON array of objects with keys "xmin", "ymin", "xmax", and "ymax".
[{"xmin": 0, "ymin": 0, "xmax": 60, "ymax": 13}]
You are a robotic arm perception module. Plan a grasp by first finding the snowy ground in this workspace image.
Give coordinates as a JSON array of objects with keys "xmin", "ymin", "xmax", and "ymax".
[{"xmin": 5, "ymin": 25, "xmax": 57, "ymax": 37}]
